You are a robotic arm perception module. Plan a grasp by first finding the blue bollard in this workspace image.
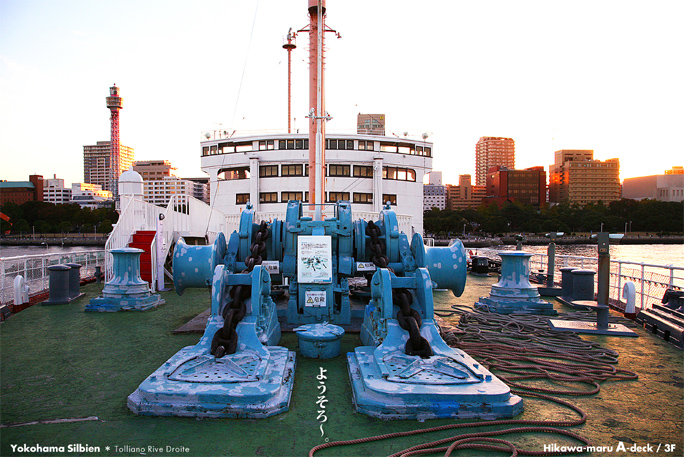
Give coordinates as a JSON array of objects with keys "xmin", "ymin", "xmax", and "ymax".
[
  {"xmin": 475, "ymin": 251, "xmax": 557, "ymax": 315},
  {"xmin": 87, "ymin": 248, "xmax": 164, "ymax": 312}
]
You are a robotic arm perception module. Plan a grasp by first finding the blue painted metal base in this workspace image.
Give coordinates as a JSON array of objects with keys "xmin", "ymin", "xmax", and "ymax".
[
  {"xmin": 128, "ymin": 265, "xmax": 296, "ymax": 418},
  {"xmin": 128, "ymin": 315, "xmax": 296, "ymax": 418},
  {"xmin": 474, "ymin": 296, "xmax": 557, "ymax": 315},
  {"xmin": 87, "ymin": 247, "xmax": 165, "ymax": 312},
  {"xmin": 294, "ymin": 323, "xmax": 345, "ymax": 359},
  {"xmin": 349, "ymin": 320, "xmax": 523, "ymax": 420},
  {"xmin": 86, "ymin": 293, "xmax": 164, "ymax": 312},
  {"xmin": 475, "ymin": 252, "xmax": 558, "ymax": 316}
]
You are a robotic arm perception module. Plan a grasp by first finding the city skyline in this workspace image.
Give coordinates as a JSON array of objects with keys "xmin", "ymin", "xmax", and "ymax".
[{"xmin": 1, "ymin": 1, "xmax": 682, "ymax": 188}]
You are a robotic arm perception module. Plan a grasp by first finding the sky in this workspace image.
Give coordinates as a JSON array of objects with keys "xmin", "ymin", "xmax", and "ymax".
[{"xmin": 1, "ymin": 0, "xmax": 683, "ymax": 188}]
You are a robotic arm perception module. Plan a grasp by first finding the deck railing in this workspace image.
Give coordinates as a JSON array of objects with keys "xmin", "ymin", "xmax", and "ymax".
[
  {"xmin": 476, "ymin": 248, "xmax": 684, "ymax": 311},
  {"xmin": 105, "ymin": 196, "xmax": 230, "ymax": 291},
  {"xmin": 0, "ymin": 250, "xmax": 105, "ymax": 305}
]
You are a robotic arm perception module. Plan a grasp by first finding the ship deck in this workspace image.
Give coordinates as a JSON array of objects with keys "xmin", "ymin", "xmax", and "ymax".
[{"xmin": 1, "ymin": 276, "xmax": 682, "ymax": 457}]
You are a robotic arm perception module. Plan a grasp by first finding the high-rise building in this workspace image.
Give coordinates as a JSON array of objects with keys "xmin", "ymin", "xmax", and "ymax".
[
  {"xmin": 142, "ymin": 177, "xmax": 208, "ymax": 207},
  {"xmin": 43, "ymin": 175, "xmax": 72, "ymax": 204},
  {"xmin": 423, "ymin": 171, "xmax": 446, "ymax": 210},
  {"xmin": 357, "ymin": 114, "xmax": 386, "ymax": 136},
  {"xmin": 83, "ymin": 141, "xmax": 134, "ymax": 194},
  {"xmin": 485, "ymin": 166, "xmax": 546, "ymax": 207},
  {"xmin": 132, "ymin": 160, "xmax": 178, "ymax": 180},
  {"xmin": 475, "ymin": 137, "xmax": 515, "ymax": 186},
  {"xmin": 548, "ymin": 150, "xmax": 620, "ymax": 205},
  {"xmin": 446, "ymin": 174, "xmax": 486, "ymax": 210}
]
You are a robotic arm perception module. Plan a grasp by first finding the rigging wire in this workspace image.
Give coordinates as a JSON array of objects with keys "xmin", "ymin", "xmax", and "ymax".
[{"xmin": 204, "ymin": 0, "xmax": 261, "ymax": 236}]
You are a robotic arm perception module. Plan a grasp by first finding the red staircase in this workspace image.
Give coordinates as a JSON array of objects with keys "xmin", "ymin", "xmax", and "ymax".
[{"xmin": 129, "ymin": 230, "xmax": 156, "ymax": 284}]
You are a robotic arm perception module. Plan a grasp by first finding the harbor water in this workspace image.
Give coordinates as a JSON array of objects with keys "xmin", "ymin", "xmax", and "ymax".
[{"xmin": 2, "ymin": 243, "xmax": 681, "ymax": 265}]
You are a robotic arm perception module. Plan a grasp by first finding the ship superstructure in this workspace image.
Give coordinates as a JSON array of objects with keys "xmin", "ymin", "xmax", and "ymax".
[{"xmin": 200, "ymin": 131, "xmax": 432, "ymax": 236}]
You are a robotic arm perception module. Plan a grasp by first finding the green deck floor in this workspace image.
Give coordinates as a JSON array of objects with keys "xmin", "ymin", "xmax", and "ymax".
[{"xmin": 1, "ymin": 277, "xmax": 682, "ymax": 457}]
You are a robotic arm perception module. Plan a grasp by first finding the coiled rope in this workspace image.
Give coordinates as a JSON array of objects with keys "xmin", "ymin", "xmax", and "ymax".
[{"xmin": 308, "ymin": 305, "xmax": 638, "ymax": 457}]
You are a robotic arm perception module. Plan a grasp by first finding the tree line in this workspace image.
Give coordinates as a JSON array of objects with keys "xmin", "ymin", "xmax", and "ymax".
[
  {"xmin": 424, "ymin": 199, "xmax": 684, "ymax": 237},
  {"xmin": 0, "ymin": 201, "xmax": 119, "ymax": 235}
]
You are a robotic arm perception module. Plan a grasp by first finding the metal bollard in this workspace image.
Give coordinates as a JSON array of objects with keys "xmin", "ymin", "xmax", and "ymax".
[
  {"xmin": 571, "ymin": 269, "xmax": 596, "ymax": 302},
  {"xmin": 560, "ymin": 267, "xmax": 577, "ymax": 301},
  {"xmin": 43, "ymin": 265, "xmax": 72, "ymax": 305},
  {"xmin": 65, "ymin": 263, "xmax": 85, "ymax": 300},
  {"xmin": 94, "ymin": 266, "xmax": 103, "ymax": 283}
]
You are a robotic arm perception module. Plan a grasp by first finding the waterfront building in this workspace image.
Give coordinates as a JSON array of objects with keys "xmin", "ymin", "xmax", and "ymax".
[
  {"xmin": 142, "ymin": 177, "xmax": 208, "ymax": 207},
  {"xmin": 43, "ymin": 175, "xmax": 72, "ymax": 205},
  {"xmin": 83, "ymin": 141, "xmax": 134, "ymax": 194},
  {"xmin": 446, "ymin": 174, "xmax": 486, "ymax": 210},
  {"xmin": 200, "ymin": 132, "xmax": 432, "ymax": 235},
  {"xmin": 183, "ymin": 177, "xmax": 210, "ymax": 203},
  {"xmin": 132, "ymin": 159, "xmax": 208, "ymax": 207},
  {"xmin": 71, "ymin": 183, "xmax": 113, "ymax": 209},
  {"xmin": 485, "ymin": 166, "xmax": 546, "ymax": 207},
  {"xmin": 475, "ymin": 137, "xmax": 515, "ymax": 186},
  {"xmin": 423, "ymin": 172, "xmax": 446, "ymax": 211},
  {"xmin": 132, "ymin": 160, "xmax": 178, "ymax": 180},
  {"xmin": 548, "ymin": 150, "xmax": 620, "ymax": 205},
  {"xmin": 623, "ymin": 172, "xmax": 684, "ymax": 202},
  {"xmin": 0, "ymin": 175, "xmax": 43, "ymax": 205}
]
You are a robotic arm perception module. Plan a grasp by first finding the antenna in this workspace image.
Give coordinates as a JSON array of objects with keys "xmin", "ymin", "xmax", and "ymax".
[{"xmin": 283, "ymin": 28, "xmax": 297, "ymax": 134}]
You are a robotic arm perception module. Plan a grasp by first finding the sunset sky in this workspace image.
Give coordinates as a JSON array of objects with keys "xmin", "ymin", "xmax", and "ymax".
[{"xmin": 1, "ymin": 0, "xmax": 682, "ymax": 187}]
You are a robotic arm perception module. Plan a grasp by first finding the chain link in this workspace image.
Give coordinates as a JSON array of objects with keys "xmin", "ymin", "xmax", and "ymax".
[
  {"xmin": 366, "ymin": 221, "xmax": 432, "ymax": 358},
  {"xmin": 212, "ymin": 222, "xmax": 270, "ymax": 358}
]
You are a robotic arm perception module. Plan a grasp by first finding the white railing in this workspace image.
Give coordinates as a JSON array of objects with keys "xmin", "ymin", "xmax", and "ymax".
[
  {"xmin": 104, "ymin": 197, "xmax": 165, "ymax": 288},
  {"xmin": 476, "ymin": 248, "xmax": 684, "ymax": 311},
  {"xmin": 0, "ymin": 250, "xmax": 105, "ymax": 305},
  {"xmin": 105, "ymin": 195, "xmax": 230, "ymax": 291}
]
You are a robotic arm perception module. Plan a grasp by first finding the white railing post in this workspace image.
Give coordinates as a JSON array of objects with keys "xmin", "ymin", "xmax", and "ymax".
[
  {"xmin": 616, "ymin": 261, "xmax": 622, "ymax": 304},
  {"xmin": 640, "ymin": 263, "xmax": 646, "ymax": 309}
]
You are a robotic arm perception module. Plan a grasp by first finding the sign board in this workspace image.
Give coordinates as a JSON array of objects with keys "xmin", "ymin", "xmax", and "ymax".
[
  {"xmin": 356, "ymin": 262, "xmax": 376, "ymax": 272},
  {"xmin": 304, "ymin": 290, "xmax": 326, "ymax": 307},
  {"xmin": 297, "ymin": 236, "xmax": 332, "ymax": 283},
  {"xmin": 261, "ymin": 260, "xmax": 280, "ymax": 275}
]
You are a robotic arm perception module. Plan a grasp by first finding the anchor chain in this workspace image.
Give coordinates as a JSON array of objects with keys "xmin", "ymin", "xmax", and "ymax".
[
  {"xmin": 366, "ymin": 221, "xmax": 432, "ymax": 358},
  {"xmin": 365, "ymin": 221, "xmax": 389, "ymax": 268},
  {"xmin": 211, "ymin": 221, "xmax": 270, "ymax": 358},
  {"xmin": 394, "ymin": 288, "xmax": 433, "ymax": 358}
]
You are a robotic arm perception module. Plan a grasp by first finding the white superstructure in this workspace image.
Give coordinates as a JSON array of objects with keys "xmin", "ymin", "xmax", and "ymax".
[{"xmin": 200, "ymin": 132, "xmax": 433, "ymax": 235}]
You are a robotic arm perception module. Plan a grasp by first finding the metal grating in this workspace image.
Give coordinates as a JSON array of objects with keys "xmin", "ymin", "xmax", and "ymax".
[
  {"xmin": 382, "ymin": 352, "xmax": 478, "ymax": 385},
  {"xmin": 169, "ymin": 353, "xmax": 262, "ymax": 383}
]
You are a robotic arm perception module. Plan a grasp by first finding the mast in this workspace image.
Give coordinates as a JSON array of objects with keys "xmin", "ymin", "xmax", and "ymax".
[{"xmin": 307, "ymin": 0, "xmax": 326, "ymax": 220}]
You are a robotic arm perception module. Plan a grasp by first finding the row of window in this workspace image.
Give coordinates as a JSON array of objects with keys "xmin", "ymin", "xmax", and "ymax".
[
  {"xmin": 236, "ymin": 192, "xmax": 398, "ymax": 205},
  {"xmin": 203, "ymin": 139, "xmax": 431, "ymax": 157},
  {"xmin": 221, "ymin": 165, "xmax": 417, "ymax": 182}
]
